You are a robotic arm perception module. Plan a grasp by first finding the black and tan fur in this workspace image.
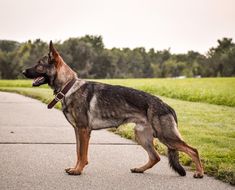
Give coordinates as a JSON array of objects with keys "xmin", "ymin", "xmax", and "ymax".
[{"xmin": 22, "ymin": 41, "xmax": 204, "ymax": 178}]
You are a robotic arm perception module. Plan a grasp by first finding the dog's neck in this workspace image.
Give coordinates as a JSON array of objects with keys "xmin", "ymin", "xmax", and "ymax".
[{"xmin": 51, "ymin": 60, "xmax": 78, "ymax": 94}]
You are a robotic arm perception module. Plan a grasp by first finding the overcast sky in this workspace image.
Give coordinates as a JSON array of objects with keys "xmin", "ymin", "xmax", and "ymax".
[{"xmin": 0, "ymin": 0, "xmax": 235, "ymax": 54}]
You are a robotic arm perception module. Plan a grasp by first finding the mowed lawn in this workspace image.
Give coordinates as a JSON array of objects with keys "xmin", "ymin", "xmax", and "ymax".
[
  {"xmin": 99, "ymin": 78, "xmax": 235, "ymax": 107},
  {"xmin": 0, "ymin": 78, "xmax": 234, "ymax": 185}
]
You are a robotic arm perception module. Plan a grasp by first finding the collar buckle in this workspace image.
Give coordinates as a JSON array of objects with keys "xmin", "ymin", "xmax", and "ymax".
[
  {"xmin": 47, "ymin": 78, "xmax": 77, "ymax": 109},
  {"xmin": 55, "ymin": 91, "xmax": 65, "ymax": 101}
]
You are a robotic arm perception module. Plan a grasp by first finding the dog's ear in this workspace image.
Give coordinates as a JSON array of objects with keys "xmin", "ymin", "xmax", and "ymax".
[
  {"xmin": 49, "ymin": 41, "xmax": 62, "ymax": 67},
  {"xmin": 49, "ymin": 41, "xmax": 59, "ymax": 57}
]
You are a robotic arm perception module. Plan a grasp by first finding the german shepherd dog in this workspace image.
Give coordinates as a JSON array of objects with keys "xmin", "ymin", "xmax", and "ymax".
[{"xmin": 22, "ymin": 41, "xmax": 204, "ymax": 178}]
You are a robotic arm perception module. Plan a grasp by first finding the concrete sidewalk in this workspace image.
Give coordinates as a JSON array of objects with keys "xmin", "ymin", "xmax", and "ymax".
[{"xmin": 0, "ymin": 92, "xmax": 232, "ymax": 190}]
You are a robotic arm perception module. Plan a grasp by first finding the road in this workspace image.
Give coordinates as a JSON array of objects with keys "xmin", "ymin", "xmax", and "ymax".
[{"xmin": 0, "ymin": 92, "xmax": 233, "ymax": 190}]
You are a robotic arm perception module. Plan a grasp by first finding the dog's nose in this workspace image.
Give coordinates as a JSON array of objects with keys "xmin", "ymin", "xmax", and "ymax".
[{"xmin": 22, "ymin": 70, "xmax": 26, "ymax": 75}]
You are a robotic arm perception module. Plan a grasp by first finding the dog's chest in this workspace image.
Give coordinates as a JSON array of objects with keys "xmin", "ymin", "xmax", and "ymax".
[
  {"xmin": 62, "ymin": 88, "xmax": 89, "ymax": 127},
  {"xmin": 62, "ymin": 97, "xmax": 85, "ymax": 127}
]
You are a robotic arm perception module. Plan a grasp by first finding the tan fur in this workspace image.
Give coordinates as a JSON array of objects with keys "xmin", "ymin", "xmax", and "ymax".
[
  {"xmin": 171, "ymin": 142, "xmax": 204, "ymax": 178},
  {"xmin": 66, "ymin": 128, "xmax": 90, "ymax": 175}
]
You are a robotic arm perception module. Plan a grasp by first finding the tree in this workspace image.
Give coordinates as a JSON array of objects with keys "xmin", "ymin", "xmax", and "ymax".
[
  {"xmin": 60, "ymin": 38, "xmax": 96, "ymax": 78},
  {"xmin": 149, "ymin": 49, "xmax": 171, "ymax": 77},
  {"xmin": 0, "ymin": 37, "xmax": 235, "ymax": 79},
  {"xmin": 207, "ymin": 38, "xmax": 235, "ymax": 76},
  {"xmin": 0, "ymin": 40, "xmax": 19, "ymax": 52}
]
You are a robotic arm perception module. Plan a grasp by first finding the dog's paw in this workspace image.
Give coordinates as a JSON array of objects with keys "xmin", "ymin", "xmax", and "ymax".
[
  {"xmin": 130, "ymin": 168, "xmax": 144, "ymax": 173},
  {"xmin": 65, "ymin": 162, "xmax": 88, "ymax": 172},
  {"xmin": 193, "ymin": 171, "xmax": 204, "ymax": 178},
  {"xmin": 65, "ymin": 167, "xmax": 74, "ymax": 172},
  {"xmin": 66, "ymin": 168, "xmax": 81, "ymax": 175}
]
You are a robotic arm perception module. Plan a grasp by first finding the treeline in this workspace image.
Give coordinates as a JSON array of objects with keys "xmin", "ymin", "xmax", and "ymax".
[{"xmin": 0, "ymin": 35, "xmax": 235, "ymax": 79}]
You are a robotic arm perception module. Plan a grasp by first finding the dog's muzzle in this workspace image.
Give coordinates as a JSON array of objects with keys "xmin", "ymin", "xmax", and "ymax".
[{"xmin": 22, "ymin": 70, "xmax": 26, "ymax": 76}]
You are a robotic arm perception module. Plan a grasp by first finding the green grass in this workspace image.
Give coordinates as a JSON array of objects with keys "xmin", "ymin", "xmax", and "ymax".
[
  {"xmin": 97, "ymin": 78, "xmax": 235, "ymax": 107},
  {"xmin": 0, "ymin": 79, "xmax": 234, "ymax": 185}
]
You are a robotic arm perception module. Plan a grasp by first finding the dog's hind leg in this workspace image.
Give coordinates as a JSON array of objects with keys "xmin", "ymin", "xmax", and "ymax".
[
  {"xmin": 131, "ymin": 123, "xmax": 160, "ymax": 173},
  {"xmin": 170, "ymin": 141, "xmax": 204, "ymax": 178},
  {"xmin": 158, "ymin": 114, "xmax": 204, "ymax": 178}
]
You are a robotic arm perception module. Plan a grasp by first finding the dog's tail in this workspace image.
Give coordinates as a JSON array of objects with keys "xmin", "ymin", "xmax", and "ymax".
[{"xmin": 168, "ymin": 148, "xmax": 186, "ymax": 176}]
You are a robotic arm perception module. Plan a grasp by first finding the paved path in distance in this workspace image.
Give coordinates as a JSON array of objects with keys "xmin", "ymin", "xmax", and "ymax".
[{"xmin": 0, "ymin": 92, "xmax": 232, "ymax": 190}]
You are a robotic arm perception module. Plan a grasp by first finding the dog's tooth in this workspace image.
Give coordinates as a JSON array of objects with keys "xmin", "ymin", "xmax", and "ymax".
[
  {"xmin": 39, "ymin": 77, "xmax": 44, "ymax": 81},
  {"xmin": 35, "ymin": 77, "xmax": 40, "ymax": 82}
]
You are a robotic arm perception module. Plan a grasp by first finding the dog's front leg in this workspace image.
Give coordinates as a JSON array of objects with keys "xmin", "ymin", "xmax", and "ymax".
[
  {"xmin": 65, "ymin": 127, "xmax": 81, "ymax": 173},
  {"xmin": 66, "ymin": 127, "xmax": 90, "ymax": 175}
]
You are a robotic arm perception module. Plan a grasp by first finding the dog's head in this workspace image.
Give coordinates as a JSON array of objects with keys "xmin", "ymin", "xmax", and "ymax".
[{"xmin": 22, "ymin": 41, "xmax": 62, "ymax": 87}]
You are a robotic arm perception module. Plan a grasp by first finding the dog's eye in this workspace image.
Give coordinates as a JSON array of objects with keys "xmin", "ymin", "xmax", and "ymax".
[{"xmin": 36, "ymin": 65, "xmax": 44, "ymax": 72}]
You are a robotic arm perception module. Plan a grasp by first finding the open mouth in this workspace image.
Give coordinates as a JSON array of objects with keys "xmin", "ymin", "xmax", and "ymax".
[{"xmin": 33, "ymin": 76, "xmax": 46, "ymax": 86}]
